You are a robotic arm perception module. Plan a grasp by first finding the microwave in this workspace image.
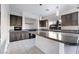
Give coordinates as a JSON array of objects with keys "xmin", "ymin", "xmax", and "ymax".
[{"xmin": 14, "ymin": 27, "xmax": 22, "ymax": 30}]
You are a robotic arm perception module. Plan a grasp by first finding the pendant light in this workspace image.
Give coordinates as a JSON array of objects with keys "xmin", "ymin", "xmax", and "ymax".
[{"xmin": 56, "ymin": 6, "xmax": 59, "ymax": 16}]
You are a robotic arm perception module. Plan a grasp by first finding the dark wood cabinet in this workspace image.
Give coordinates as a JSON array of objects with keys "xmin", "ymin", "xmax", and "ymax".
[
  {"xmin": 10, "ymin": 31, "xmax": 29, "ymax": 42},
  {"xmin": 15, "ymin": 32, "xmax": 22, "ymax": 41},
  {"xmin": 21, "ymin": 31, "xmax": 29, "ymax": 39},
  {"xmin": 10, "ymin": 15, "xmax": 22, "ymax": 26},
  {"xmin": 10, "ymin": 32, "xmax": 16, "ymax": 42},
  {"xmin": 61, "ymin": 12, "xmax": 78, "ymax": 26},
  {"xmin": 72, "ymin": 12, "xmax": 78, "ymax": 25},
  {"xmin": 39, "ymin": 20, "xmax": 48, "ymax": 27},
  {"xmin": 10, "ymin": 15, "xmax": 16, "ymax": 26},
  {"xmin": 16, "ymin": 16, "xmax": 22, "ymax": 26},
  {"xmin": 61, "ymin": 15, "xmax": 66, "ymax": 26}
]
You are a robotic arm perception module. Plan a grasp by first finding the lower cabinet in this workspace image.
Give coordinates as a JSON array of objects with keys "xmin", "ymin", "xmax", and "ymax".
[
  {"xmin": 35, "ymin": 35, "xmax": 60, "ymax": 54},
  {"xmin": 10, "ymin": 32, "xmax": 16, "ymax": 42},
  {"xmin": 64, "ymin": 44, "xmax": 77, "ymax": 54},
  {"xmin": 35, "ymin": 35, "xmax": 77, "ymax": 54},
  {"xmin": 10, "ymin": 31, "xmax": 29, "ymax": 42}
]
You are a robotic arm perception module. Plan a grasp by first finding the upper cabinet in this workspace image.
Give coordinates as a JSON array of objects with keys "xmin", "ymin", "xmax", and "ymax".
[
  {"xmin": 10, "ymin": 15, "xmax": 16, "ymax": 26},
  {"xmin": 39, "ymin": 20, "xmax": 48, "ymax": 27},
  {"xmin": 61, "ymin": 12, "xmax": 78, "ymax": 26},
  {"xmin": 16, "ymin": 16, "xmax": 22, "ymax": 26},
  {"xmin": 72, "ymin": 12, "xmax": 78, "ymax": 25},
  {"xmin": 10, "ymin": 15, "xmax": 22, "ymax": 27}
]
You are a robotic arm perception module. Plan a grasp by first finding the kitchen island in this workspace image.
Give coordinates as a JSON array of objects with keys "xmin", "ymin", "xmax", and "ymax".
[
  {"xmin": 28, "ymin": 31, "xmax": 79, "ymax": 45},
  {"xmin": 10, "ymin": 30, "xmax": 79, "ymax": 54}
]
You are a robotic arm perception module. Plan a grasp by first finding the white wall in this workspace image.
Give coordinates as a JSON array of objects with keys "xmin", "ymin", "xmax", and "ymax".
[
  {"xmin": 24, "ymin": 18, "xmax": 38, "ymax": 29},
  {"xmin": 10, "ymin": 11, "xmax": 22, "ymax": 16},
  {"xmin": 43, "ymin": 13, "xmax": 58, "ymax": 21},
  {"xmin": 0, "ymin": 4, "xmax": 10, "ymax": 53},
  {"xmin": 61, "ymin": 26, "xmax": 79, "ymax": 30},
  {"xmin": 23, "ymin": 17, "xmax": 38, "ymax": 29},
  {"xmin": 22, "ymin": 12, "xmax": 39, "ymax": 29},
  {"xmin": 60, "ymin": 4, "xmax": 78, "ymax": 15}
]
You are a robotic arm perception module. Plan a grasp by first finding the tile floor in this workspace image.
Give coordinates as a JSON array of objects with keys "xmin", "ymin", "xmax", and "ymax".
[{"xmin": 6, "ymin": 39, "xmax": 44, "ymax": 54}]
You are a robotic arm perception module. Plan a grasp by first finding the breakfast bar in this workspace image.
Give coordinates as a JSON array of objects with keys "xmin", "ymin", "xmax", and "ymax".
[{"xmin": 28, "ymin": 30, "xmax": 79, "ymax": 54}]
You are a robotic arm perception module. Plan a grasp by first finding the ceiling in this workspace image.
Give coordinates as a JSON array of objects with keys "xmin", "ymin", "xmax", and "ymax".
[{"xmin": 9, "ymin": 4, "xmax": 79, "ymax": 17}]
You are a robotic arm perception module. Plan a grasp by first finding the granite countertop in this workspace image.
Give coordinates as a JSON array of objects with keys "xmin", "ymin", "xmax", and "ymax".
[
  {"xmin": 52, "ymin": 30, "xmax": 79, "ymax": 34},
  {"xmin": 10, "ymin": 29, "xmax": 79, "ymax": 46},
  {"xmin": 10, "ymin": 29, "xmax": 48, "ymax": 31},
  {"xmin": 28, "ymin": 31, "xmax": 79, "ymax": 46}
]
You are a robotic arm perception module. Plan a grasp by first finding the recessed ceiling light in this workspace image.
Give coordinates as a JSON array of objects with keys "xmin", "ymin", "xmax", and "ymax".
[{"xmin": 56, "ymin": 6, "xmax": 59, "ymax": 16}]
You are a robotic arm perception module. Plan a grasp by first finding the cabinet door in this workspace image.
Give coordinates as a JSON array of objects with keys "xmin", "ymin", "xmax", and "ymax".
[
  {"xmin": 10, "ymin": 15, "xmax": 16, "ymax": 26},
  {"xmin": 21, "ymin": 32, "xmax": 26, "ymax": 40},
  {"xmin": 72, "ymin": 12, "xmax": 78, "ymax": 25},
  {"xmin": 21, "ymin": 32, "xmax": 29, "ymax": 39},
  {"xmin": 61, "ymin": 12, "xmax": 78, "ymax": 26},
  {"xmin": 25, "ymin": 32, "xmax": 29, "ymax": 39},
  {"xmin": 66, "ymin": 14, "xmax": 72, "ymax": 26},
  {"xmin": 15, "ymin": 32, "xmax": 22, "ymax": 41},
  {"xmin": 16, "ymin": 16, "xmax": 22, "ymax": 26},
  {"xmin": 10, "ymin": 32, "xmax": 16, "ymax": 42},
  {"xmin": 61, "ymin": 15, "xmax": 67, "ymax": 26},
  {"xmin": 10, "ymin": 15, "xmax": 22, "ymax": 26}
]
